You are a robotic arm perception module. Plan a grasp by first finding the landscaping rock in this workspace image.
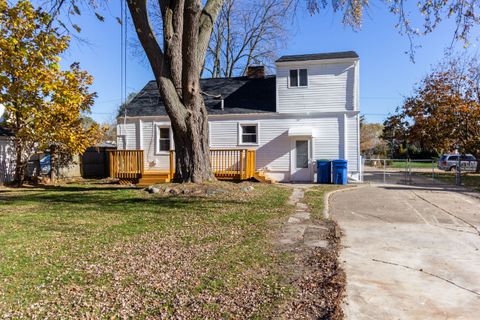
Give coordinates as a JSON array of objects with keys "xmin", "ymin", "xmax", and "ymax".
[
  {"xmin": 206, "ymin": 188, "xmax": 227, "ymax": 196},
  {"xmin": 169, "ymin": 188, "xmax": 179, "ymax": 195},
  {"xmin": 206, "ymin": 189, "xmax": 217, "ymax": 196},
  {"xmin": 149, "ymin": 187, "xmax": 160, "ymax": 194},
  {"xmin": 146, "ymin": 186, "xmax": 161, "ymax": 194},
  {"xmin": 241, "ymin": 186, "xmax": 255, "ymax": 192}
]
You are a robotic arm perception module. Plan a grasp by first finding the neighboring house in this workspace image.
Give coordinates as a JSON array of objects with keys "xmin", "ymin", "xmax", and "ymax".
[
  {"xmin": 0, "ymin": 126, "xmax": 85, "ymax": 183},
  {"xmin": 117, "ymin": 51, "xmax": 361, "ymax": 182},
  {"xmin": 0, "ymin": 126, "xmax": 15, "ymax": 184}
]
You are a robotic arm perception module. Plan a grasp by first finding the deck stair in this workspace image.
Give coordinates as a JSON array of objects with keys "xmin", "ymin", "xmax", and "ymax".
[
  {"xmin": 137, "ymin": 171, "xmax": 171, "ymax": 186},
  {"xmin": 253, "ymin": 170, "xmax": 276, "ymax": 184}
]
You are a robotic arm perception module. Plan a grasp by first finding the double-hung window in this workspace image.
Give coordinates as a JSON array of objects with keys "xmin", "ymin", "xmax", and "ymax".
[
  {"xmin": 289, "ymin": 69, "xmax": 308, "ymax": 87},
  {"xmin": 239, "ymin": 124, "xmax": 258, "ymax": 144},
  {"xmin": 157, "ymin": 127, "xmax": 171, "ymax": 152}
]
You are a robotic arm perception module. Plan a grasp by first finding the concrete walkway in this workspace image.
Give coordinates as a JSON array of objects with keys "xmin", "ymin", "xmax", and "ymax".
[{"xmin": 330, "ymin": 184, "xmax": 480, "ymax": 319}]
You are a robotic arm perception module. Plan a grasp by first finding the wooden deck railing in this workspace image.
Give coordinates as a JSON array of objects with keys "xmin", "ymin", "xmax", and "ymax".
[
  {"xmin": 109, "ymin": 148, "xmax": 256, "ymax": 181},
  {"xmin": 168, "ymin": 149, "xmax": 256, "ymax": 180},
  {"xmin": 108, "ymin": 150, "xmax": 144, "ymax": 180}
]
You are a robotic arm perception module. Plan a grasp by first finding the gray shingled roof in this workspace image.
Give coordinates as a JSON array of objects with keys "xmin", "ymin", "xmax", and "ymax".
[
  {"xmin": 120, "ymin": 75, "xmax": 276, "ymax": 117},
  {"xmin": 276, "ymin": 51, "xmax": 358, "ymax": 63},
  {"xmin": 0, "ymin": 126, "xmax": 13, "ymax": 137}
]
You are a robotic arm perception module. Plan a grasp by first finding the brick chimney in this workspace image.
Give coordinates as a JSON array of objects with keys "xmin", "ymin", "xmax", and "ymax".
[{"xmin": 246, "ymin": 66, "xmax": 265, "ymax": 79}]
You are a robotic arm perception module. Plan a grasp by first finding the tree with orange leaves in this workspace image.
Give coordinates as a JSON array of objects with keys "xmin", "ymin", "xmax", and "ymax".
[{"xmin": 384, "ymin": 56, "xmax": 480, "ymax": 170}]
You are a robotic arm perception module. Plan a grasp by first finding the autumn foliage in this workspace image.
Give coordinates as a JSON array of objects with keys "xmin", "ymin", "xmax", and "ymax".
[
  {"xmin": 0, "ymin": 0, "xmax": 103, "ymax": 183},
  {"xmin": 383, "ymin": 56, "xmax": 480, "ymax": 169}
]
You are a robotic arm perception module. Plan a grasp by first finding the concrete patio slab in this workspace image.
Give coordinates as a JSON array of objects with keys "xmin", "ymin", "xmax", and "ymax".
[{"xmin": 330, "ymin": 184, "xmax": 480, "ymax": 319}]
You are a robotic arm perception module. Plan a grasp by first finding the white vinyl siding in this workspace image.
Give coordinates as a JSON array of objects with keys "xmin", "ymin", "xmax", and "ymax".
[
  {"xmin": 347, "ymin": 115, "xmax": 359, "ymax": 172},
  {"xmin": 277, "ymin": 60, "xmax": 356, "ymax": 113},
  {"xmin": 208, "ymin": 114, "xmax": 358, "ymax": 181},
  {"xmin": 313, "ymin": 117, "xmax": 341, "ymax": 160},
  {"xmin": 0, "ymin": 137, "xmax": 15, "ymax": 184},
  {"xmin": 147, "ymin": 122, "xmax": 170, "ymax": 170},
  {"xmin": 116, "ymin": 122, "xmax": 137, "ymax": 150},
  {"xmin": 118, "ymin": 113, "xmax": 360, "ymax": 182}
]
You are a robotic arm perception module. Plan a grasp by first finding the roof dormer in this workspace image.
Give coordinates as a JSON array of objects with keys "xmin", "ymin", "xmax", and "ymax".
[{"xmin": 275, "ymin": 51, "xmax": 359, "ymax": 114}]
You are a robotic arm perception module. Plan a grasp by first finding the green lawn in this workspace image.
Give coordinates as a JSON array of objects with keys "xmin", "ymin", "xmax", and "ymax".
[
  {"xmin": 303, "ymin": 185, "xmax": 344, "ymax": 219},
  {"xmin": 389, "ymin": 161, "xmax": 435, "ymax": 169},
  {"xmin": 0, "ymin": 182, "xmax": 299, "ymax": 318},
  {"xmin": 430, "ymin": 172, "xmax": 480, "ymax": 190}
]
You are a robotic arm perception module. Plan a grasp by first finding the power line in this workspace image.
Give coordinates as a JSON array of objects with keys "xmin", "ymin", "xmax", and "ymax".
[
  {"xmin": 124, "ymin": 0, "xmax": 127, "ymax": 112},
  {"xmin": 95, "ymin": 98, "xmax": 122, "ymax": 104},
  {"xmin": 120, "ymin": 0, "xmax": 128, "ymax": 127},
  {"xmin": 120, "ymin": 0, "xmax": 124, "ymax": 110},
  {"xmin": 360, "ymin": 96, "xmax": 403, "ymax": 100}
]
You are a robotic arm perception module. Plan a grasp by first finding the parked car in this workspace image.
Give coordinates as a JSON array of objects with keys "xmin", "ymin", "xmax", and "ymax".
[{"xmin": 438, "ymin": 154, "xmax": 478, "ymax": 172}]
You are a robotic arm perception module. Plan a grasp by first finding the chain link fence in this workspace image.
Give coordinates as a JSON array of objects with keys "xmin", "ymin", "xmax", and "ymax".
[{"xmin": 361, "ymin": 158, "xmax": 471, "ymax": 186}]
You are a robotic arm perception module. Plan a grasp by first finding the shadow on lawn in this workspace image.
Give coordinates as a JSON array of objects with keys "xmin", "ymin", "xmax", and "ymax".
[
  {"xmin": 0, "ymin": 184, "xmax": 138, "ymax": 193},
  {"xmin": 0, "ymin": 185, "xmax": 251, "ymax": 211}
]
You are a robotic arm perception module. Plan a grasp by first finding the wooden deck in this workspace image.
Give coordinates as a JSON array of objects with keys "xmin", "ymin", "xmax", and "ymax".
[{"xmin": 108, "ymin": 149, "xmax": 273, "ymax": 185}]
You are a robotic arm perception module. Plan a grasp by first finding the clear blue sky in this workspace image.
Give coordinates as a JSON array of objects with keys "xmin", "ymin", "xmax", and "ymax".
[{"xmin": 57, "ymin": 1, "xmax": 480, "ymax": 124}]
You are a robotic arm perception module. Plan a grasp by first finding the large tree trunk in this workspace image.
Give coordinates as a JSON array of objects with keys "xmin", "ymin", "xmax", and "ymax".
[
  {"xmin": 13, "ymin": 140, "xmax": 25, "ymax": 186},
  {"xmin": 127, "ymin": 0, "xmax": 223, "ymax": 183},
  {"xmin": 171, "ymin": 95, "xmax": 214, "ymax": 182},
  {"xmin": 50, "ymin": 144, "xmax": 59, "ymax": 182}
]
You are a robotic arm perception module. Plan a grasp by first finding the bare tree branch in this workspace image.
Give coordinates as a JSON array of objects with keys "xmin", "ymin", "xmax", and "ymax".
[
  {"xmin": 197, "ymin": 0, "xmax": 224, "ymax": 74},
  {"xmin": 205, "ymin": 0, "xmax": 290, "ymax": 78}
]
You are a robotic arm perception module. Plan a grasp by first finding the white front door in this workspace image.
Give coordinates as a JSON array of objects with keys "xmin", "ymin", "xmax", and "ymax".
[{"xmin": 291, "ymin": 139, "xmax": 311, "ymax": 182}]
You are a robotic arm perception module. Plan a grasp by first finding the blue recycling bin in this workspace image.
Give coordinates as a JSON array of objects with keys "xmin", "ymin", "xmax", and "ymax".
[
  {"xmin": 332, "ymin": 160, "xmax": 348, "ymax": 185},
  {"xmin": 316, "ymin": 160, "xmax": 331, "ymax": 184}
]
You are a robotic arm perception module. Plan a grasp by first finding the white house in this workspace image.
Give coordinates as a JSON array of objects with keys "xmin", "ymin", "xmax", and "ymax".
[
  {"xmin": 0, "ymin": 126, "xmax": 15, "ymax": 184},
  {"xmin": 116, "ymin": 51, "xmax": 361, "ymax": 183}
]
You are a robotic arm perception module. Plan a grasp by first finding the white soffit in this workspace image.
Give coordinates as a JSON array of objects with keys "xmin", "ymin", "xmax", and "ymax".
[{"xmin": 288, "ymin": 127, "xmax": 313, "ymax": 137}]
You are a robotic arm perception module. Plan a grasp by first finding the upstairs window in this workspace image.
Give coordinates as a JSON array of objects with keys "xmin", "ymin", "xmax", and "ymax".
[
  {"xmin": 289, "ymin": 69, "xmax": 308, "ymax": 87},
  {"xmin": 240, "ymin": 124, "xmax": 258, "ymax": 144},
  {"xmin": 158, "ymin": 127, "xmax": 171, "ymax": 152}
]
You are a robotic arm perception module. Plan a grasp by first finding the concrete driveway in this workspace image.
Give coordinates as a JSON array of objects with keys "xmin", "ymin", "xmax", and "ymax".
[{"xmin": 330, "ymin": 184, "xmax": 480, "ymax": 319}]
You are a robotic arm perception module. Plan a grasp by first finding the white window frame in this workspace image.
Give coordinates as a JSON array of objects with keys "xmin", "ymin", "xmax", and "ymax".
[
  {"xmin": 288, "ymin": 68, "xmax": 308, "ymax": 88},
  {"xmin": 238, "ymin": 122, "xmax": 260, "ymax": 146},
  {"xmin": 155, "ymin": 123, "xmax": 174, "ymax": 154}
]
